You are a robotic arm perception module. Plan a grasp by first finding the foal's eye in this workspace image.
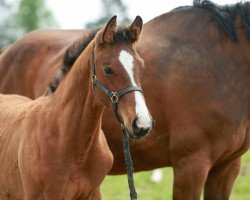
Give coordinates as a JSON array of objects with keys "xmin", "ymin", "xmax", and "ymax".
[{"xmin": 103, "ymin": 65, "xmax": 114, "ymax": 75}]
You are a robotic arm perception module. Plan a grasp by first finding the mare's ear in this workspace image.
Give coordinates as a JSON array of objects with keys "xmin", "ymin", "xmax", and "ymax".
[
  {"xmin": 128, "ymin": 16, "xmax": 143, "ymax": 43},
  {"xmin": 100, "ymin": 15, "xmax": 117, "ymax": 44}
]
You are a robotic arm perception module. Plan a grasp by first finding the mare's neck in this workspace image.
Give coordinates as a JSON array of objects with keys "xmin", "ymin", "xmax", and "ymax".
[{"xmin": 50, "ymin": 42, "xmax": 104, "ymax": 155}]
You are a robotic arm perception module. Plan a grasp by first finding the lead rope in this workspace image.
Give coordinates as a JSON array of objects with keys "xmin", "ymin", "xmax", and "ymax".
[
  {"xmin": 121, "ymin": 124, "xmax": 138, "ymax": 200},
  {"xmin": 112, "ymin": 102, "xmax": 138, "ymax": 200}
]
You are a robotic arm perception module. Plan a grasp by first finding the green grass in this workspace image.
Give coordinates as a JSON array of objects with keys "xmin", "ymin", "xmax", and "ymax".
[{"xmin": 101, "ymin": 151, "xmax": 250, "ymax": 199}]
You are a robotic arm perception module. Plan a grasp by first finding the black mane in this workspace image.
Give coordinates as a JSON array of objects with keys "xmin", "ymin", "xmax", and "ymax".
[
  {"xmin": 62, "ymin": 26, "xmax": 131, "ymax": 73},
  {"xmin": 46, "ymin": 26, "xmax": 131, "ymax": 95},
  {"xmin": 193, "ymin": 0, "xmax": 250, "ymax": 42},
  {"xmin": 62, "ymin": 29, "xmax": 100, "ymax": 74}
]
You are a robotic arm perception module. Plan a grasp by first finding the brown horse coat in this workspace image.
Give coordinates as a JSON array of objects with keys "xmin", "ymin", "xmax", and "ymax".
[
  {"xmin": 0, "ymin": 16, "xmax": 151, "ymax": 200},
  {"xmin": 0, "ymin": 32, "xmax": 113, "ymax": 200},
  {"xmin": 1, "ymin": 1, "xmax": 250, "ymax": 199},
  {"xmin": 0, "ymin": 67, "xmax": 113, "ymax": 200}
]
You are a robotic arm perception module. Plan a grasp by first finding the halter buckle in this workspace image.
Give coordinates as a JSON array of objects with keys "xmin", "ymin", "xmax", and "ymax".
[
  {"xmin": 110, "ymin": 92, "xmax": 119, "ymax": 103},
  {"xmin": 92, "ymin": 74, "xmax": 96, "ymax": 84}
]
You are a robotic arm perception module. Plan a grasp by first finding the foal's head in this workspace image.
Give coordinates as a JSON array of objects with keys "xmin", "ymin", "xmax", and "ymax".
[{"xmin": 93, "ymin": 16, "xmax": 153, "ymax": 139}]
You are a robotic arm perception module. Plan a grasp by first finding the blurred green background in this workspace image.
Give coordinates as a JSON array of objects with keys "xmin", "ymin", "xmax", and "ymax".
[{"xmin": 101, "ymin": 151, "xmax": 250, "ymax": 200}]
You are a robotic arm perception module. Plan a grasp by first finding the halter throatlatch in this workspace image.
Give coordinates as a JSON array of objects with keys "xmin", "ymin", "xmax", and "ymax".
[{"xmin": 92, "ymin": 46, "xmax": 139, "ymax": 200}]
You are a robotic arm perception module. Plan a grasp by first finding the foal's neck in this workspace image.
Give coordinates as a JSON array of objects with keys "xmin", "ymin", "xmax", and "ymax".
[{"xmin": 50, "ymin": 42, "xmax": 103, "ymax": 155}]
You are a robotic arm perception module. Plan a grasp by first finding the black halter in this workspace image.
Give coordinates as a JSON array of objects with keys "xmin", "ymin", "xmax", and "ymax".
[
  {"xmin": 91, "ymin": 46, "xmax": 143, "ymax": 123},
  {"xmin": 91, "ymin": 45, "xmax": 139, "ymax": 200}
]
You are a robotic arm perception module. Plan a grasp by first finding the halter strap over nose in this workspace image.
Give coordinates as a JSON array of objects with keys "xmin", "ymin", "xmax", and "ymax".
[{"xmin": 91, "ymin": 45, "xmax": 143, "ymax": 123}]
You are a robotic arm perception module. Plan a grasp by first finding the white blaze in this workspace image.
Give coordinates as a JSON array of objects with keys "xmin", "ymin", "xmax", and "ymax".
[{"xmin": 119, "ymin": 50, "xmax": 152, "ymax": 128}]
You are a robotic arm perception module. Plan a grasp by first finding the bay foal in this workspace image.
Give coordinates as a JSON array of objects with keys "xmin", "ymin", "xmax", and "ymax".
[{"xmin": 0, "ymin": 16, "xmax": 152, "ymax": 200}]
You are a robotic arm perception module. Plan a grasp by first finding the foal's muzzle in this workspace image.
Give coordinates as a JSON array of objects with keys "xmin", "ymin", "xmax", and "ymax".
[
  {"xmin": 124, "ymin": 117, "xmax": 152, "ymax": 139},
  {"xmin": 132, "ymin": 118, "xmax": 150, "ymax": 137}
]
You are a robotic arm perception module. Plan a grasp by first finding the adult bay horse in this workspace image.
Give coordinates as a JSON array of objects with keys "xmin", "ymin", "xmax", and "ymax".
[
  {"xmin": 0, "ymin": 16, "xmax": 153, "ymax": 200},
  {"xmin": 1, "ymin": 0, "xmax": 250, "ymax": 199}
]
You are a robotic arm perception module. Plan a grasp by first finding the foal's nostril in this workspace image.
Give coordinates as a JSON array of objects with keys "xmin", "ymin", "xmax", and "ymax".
[
  {"xmin": 132, "ymin": 118, "xmax": 150, "ymax": 137},
  {"xmin": 132, "ymin": 118, "xmax": 140, "ymax": 134},
  {"xmin": 140, "ymin": 127, "xmax": 150, "ymax": 135}
]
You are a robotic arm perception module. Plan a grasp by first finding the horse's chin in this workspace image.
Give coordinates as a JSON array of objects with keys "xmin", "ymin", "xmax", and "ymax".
[
  {"xmin": 128, "ymin": 133, "xmax": 140, "ymax": 139},
  {"xmin": 123, "ymin": 123, "xmax": 153, "ymax": 139},
  {"xmin": 126, "ymin": 128, "xmax": 145, "ymax": 140}
]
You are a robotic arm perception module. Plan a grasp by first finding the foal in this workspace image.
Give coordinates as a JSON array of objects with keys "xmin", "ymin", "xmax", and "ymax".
[{"xmin": 0, "ymin": 16, "xmax": 153, "ymax": 200}]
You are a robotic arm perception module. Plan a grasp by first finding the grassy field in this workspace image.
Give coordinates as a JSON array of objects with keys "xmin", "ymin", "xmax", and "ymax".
[{"xmin": 101, "ymin": 151, "xmax": 250, "ymax": 200}]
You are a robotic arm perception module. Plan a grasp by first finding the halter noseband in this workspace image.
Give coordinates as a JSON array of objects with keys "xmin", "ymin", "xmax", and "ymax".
[{"xmin": 91, "ymin": 45, "xmax": 143, "ymax": 123}]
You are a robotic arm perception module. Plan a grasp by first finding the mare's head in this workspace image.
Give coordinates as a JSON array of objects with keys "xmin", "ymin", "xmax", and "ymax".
[{"xmin": 93, "ymin": 16, "xmax": 153, "ymax": 139}]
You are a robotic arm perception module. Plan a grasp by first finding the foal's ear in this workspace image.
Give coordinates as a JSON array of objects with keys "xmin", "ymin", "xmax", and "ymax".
[
  {"xmin": 128, "ymin": 16, "xmax": 143, "ymax": 43},
  {"xmin": 101, "ymin": 15, "xmax": 117, "ymax": 44}
]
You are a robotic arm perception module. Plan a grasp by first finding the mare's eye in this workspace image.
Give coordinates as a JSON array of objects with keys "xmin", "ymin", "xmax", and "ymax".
[{"xmin": 103, "ymin": 65, "xmax": 114, "ymax": 75}]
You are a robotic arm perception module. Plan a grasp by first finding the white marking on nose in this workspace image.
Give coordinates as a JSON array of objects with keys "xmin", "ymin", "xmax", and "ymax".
[{"xmin": 119, "ymin": 50, "xmax": 152, "ymax": 128}]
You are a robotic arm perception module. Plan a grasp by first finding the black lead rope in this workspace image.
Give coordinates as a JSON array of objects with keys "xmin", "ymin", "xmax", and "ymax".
[
  {"xmin": 121, "ymin": 124, "xmax": 138, "ymax": 200},
  {"xmin": 92, "ymin": 46, "xmax": 138, "ymax": 200}
]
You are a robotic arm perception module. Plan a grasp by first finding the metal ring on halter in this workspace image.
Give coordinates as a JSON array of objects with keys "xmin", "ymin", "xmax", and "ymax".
[
  {"xmin": 92, "ymin": 74, "xmax": 96, "ymax": 83},
  {"xmin": 110, "ymin": 92, "xmax": 119, "ymax": 103}
]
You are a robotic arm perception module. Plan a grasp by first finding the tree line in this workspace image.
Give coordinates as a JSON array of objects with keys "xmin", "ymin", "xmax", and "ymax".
[{"xmin": 0, "ymin": 0, "xmax": 130, "ymax": 48}]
